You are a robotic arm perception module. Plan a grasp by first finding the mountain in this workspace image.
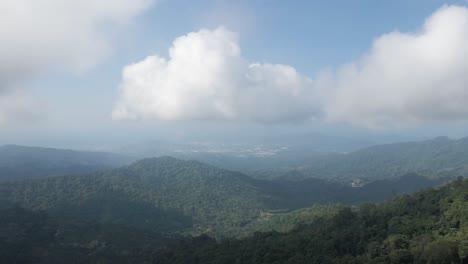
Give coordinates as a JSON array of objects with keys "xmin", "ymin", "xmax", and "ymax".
[
  {"xmin": 2, "ymin": 169, "xmax": 462, "ymax": 264},
  {"xmin": 154, "ymin": 177, "xmax": 468, "ymax": 264},
  {"xmin": 0, "ymin": 156, "xmax": 461, "ymax": 263},
  {"xmin": 302, "ymin": 136, "xmax": 468, "ymax": 182},
  {"xmin": 0, "ymin": 157, "xmax": 272, "ymax": 238},
  {"xmin": 0, "ymin": 145, "xmax": 134, "ymax": 182},
  {"xmin": 0, "ymin": 157, "xmax": 451, "ymax": 239}
]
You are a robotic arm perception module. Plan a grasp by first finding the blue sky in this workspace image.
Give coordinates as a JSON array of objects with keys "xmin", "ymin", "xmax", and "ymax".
[{"xmin": 2, "ymin": 0, "xmax": 468, "ymax": 149}]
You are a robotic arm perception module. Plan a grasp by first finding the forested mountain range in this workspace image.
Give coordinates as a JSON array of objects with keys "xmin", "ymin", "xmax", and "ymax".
[
  {"xmin": 0, "ymin": 157, "xmax": 270, "ymax": 238},
  {"xmin": 300, "ymin": 136, "xmax": 468, "ymax": 182},
  {"xmin": 1, "ymin": 167, "xmax": 466, "ymax": 264},
  {"xmin": 0, "ymin": 146, "xmax": 463, "ymax": 263},
  {"xmin": 0, "ymin": 145, "xmax": 134, "ymax": 182},
  {"xmin": 0, "ymin": 157, "xmax": 452, "ymax": 239}
]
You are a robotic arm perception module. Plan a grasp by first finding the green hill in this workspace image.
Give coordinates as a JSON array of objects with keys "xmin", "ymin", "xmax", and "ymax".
[
  {"xmin": 0, "ymin": 157, "xmax": 272, "ymax": 237},
  {"xmin": 154, "ymin": 177, "xmax": 468, "ymax": 264},
  {"xmin": 303, "ymin": 136, "xmax": 468, "ymax": 181}
]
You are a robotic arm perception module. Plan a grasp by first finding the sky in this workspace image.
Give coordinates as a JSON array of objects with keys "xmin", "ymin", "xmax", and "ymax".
[{"xmin": 1, "ymin": 0, "xmax": 468, "ymax": 149}]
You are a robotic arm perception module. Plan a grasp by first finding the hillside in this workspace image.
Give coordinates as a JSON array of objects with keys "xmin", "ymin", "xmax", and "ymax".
[
  {"xmin": 154, "ymin": 177, "xmax": 468, "ymax": 264},
  {"xmin": 2, "ymin": 171, "xmax": 465, "ymax": 264},
  {"xmin": 303, "ymin": 136, "xmax": 468, "ymax": 181},
  {"xmin": 0, "ymin": 157, "xmax": 272, "ymax": 238},
  {"xmin": 265, "ymin": 173, "xmax": 451, "ymax": 208},
  {"xmin": 0, "ymin": 145, "xmax": 134, "ymax": 182},
  {"xmin": 0, "ymin": 206, "xmax": 178, "ymax": 264}
]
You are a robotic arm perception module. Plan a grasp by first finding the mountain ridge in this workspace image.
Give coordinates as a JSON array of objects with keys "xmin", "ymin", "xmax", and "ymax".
[
  {"xmin": 0, "ymin": 144, "xmax": 135, "ymax": 182},
  {"xmin": 0, "ymin": 156, "xmax": 453, "ymax": 238},
  {"xmin": 301, "ymin": 136, "xmax": 468, "ymax": 181}
]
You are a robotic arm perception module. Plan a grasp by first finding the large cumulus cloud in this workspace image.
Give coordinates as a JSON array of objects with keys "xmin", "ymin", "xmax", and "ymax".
[
  {"xmin": 324, "ymin": 5, "xmax": 468, "ymax": 128},
  {"xmin": 112, "ymin": 27, "xmax": 319, "ymax": 123},
  {"xmin": 114, "ymin": 5, "xmax": 468, "ymax": 128}
]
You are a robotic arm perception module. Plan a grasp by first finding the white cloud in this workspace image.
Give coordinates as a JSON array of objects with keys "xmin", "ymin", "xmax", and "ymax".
[
  {"xmin": 0, "ymin": 0, "xmax": 154, "ymax": 79},
  {"xmin": 114, "ymin": 5, "xmax": 468, "ymax": 128},
  {"xmin": 324, "ymin": 5, "xmax": 468, "ymax": 128},
  {"xmin": 113, "ymin": 27, "xmax": 319, "ymax": 123},
  {"xmin": 0, "ymin": 0, "xmax": 154, "ymax": 123}
]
